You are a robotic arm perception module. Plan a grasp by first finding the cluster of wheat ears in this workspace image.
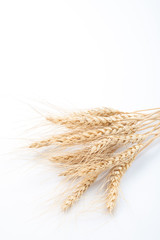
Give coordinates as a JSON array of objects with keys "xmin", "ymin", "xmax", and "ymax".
[{"xmin": 29, "ymin": 107, "xmax": 160, "ymax": 213}]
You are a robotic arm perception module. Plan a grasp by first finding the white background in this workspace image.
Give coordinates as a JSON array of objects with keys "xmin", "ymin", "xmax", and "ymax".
[{"xmin": 0, "ymin": 0, "xmax": 160, "ymax": 239}]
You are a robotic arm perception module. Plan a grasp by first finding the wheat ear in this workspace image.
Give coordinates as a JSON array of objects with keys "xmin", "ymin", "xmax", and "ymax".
[
  {"xmin": 62, "ymin": 175, "xmax": 98, "ymax": 211},
  {"xmin": 29, "ymin": 107, "xmax": 160, "ymax": 212}
]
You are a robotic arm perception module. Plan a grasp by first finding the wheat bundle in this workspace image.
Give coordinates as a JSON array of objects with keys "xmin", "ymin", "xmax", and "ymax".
[{"xmin": 29, "ymin": 107, "xmax": 160, "ymax": 212}]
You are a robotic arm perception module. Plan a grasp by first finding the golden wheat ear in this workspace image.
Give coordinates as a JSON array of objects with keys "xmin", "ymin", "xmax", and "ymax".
[{"xmin": 29, "ymin": 107, "xmax": 160, "ymax": 213}]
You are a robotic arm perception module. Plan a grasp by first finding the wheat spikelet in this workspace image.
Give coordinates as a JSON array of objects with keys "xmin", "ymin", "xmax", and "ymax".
[
  {"xmin": 49, "ymin": 134, "xmax": 145, "ymax": 165},
  {"xmin": 51, "ymin": 134, "xmax": 145, "ymax": 171},
  {"xmin": 57, "ymin": 143, "xmax": 142, "ymax": 180},
  {"xmin": 90, "ymin": 134, "xmax": 146, "ymax": 153},
  {"xmin": 62, "ymin": 174, "xmax": 98, "ymax": 211},
  {"xmin": 29, "ymin": 123, "xmax": 137, "ymax": 148},
  {"xmin": 70, "ymin": 107, "xmax": 121, "ymax": 117},
  {"xmin": 69, "ymin": 144, "xmax": 143, "ymax": 177},
  {"xmin": 105, "ymin": 160, "xmax": 133, "ymax": 212},
  {"xmin": 46, "ymin": 113, "xmax": 141, "ymax": 129},
  {"xmin": 105, "ymin": 135, "xmax": 159, "ymax": 212}
]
